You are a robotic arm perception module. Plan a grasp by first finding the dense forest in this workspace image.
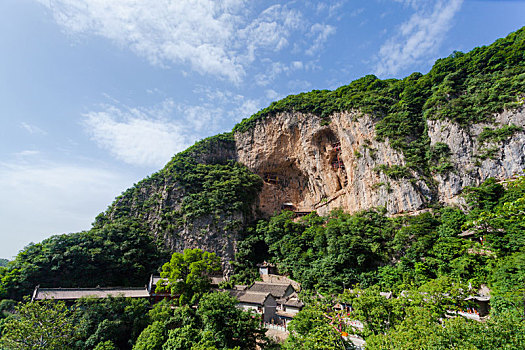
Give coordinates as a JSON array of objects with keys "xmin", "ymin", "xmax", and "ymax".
[
  {"xmin": 1, "ymin": 175, "xmax": 523, "ymax": 349},
  {"xmin": 0, "ymin": 27, "xmax": 524, "ymax": 349},
  {"xmin": 233, "ymin": 176, "xmax": 525, "ymax": 293},
  {"xmin": 243, "ymin": 175, "xmax": 525, "ymax": 349}
]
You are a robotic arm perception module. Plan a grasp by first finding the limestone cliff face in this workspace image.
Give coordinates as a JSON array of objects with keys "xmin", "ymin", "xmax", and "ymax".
[
  {"xmin": 234, "ymin": 111, "xmax": 429, "ymax": 216},
  {"xmin": 428, "ymin": 105, "xmax": 525, "ymax": 207},
  {"xmin": 234, "ymin": 107, "xmax": 525, "ymax": 216}
]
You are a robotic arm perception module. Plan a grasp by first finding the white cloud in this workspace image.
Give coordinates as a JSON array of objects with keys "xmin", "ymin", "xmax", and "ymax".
[
  {"xmin": 84, "ymin": 100, "xmax": 192, "ymax": 167},
  {"xmin": 375, "ymin": 0, "xmax": 463, "ymax": 77},
  {"xmin": 254, "ymin": 61, "xmax": 289, "ymax": 86},
  {"xmin": 232, "ymin": 98, "xmax": 260, "ymax": 119},
  {"xmin": 306, "ymin": 23, "xmax": 336, "ymax": 56},
  {"xmin": 0, "ymin": 158, "xmax": 134, "ymax": 258},
  {"xmin": 83, "ymin": 93, "xmax": 262, "ymax": 167},
  {"xmin": 239, "ymin": 4, "xmax": 303, "ymax": 63},
  {"xmin": 265, "ymin": 89, "xmax": 281, "ymax": 101},
  {"xmin": 392, "ymin": 0, "xmax": 432, "ymax": 10},
  {"xmin": 288, "ymin": 79, "xmax": 312, "ymax": 92},
  {"xmin": 254, "ymin": 59, "xmax": 315, "ymax": 87},
  {"xmin": 292, "ymin": 61, "xmax": 304, "ymax": 70},
  {"xmin": 189, "ymin": 86, "xmax": 261, "ymax": 121},
  {"xmin": 315, "ymin": 1, "xmax": 347, "ymax": 20},
  {"xmin": 16, "ymin": 150, "xmax": 40, "ymax": 157},
  {"xmin": 36, "ymin": 0, "xmax": 332, "ymax": 83},
  {"xmin": 20, "ymin": 122, "xmax": 47, "ymax": 135}
]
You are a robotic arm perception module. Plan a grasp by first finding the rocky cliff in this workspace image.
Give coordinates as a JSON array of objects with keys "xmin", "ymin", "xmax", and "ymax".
[
  {"xmin": 235, "ymin": 111, "xmax": 429, "ymax": 216},
  {"xmin": 235, "ymin": 106, "xmax": 525, "ymax": 216},
  {"xmin": 429, "ymin": 106, "xmax": 525, "ymax": 206}
]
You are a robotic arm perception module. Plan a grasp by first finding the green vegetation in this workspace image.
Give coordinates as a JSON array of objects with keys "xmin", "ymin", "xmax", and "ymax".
[
  {"xmin": 373, "ymin": 164, "xmax": 413, "ymax": 179},
  {"xmin": 0, "ymin": 298, "xmax": 78, "ymax": 349},
  {"xmin": 1, "ymin": 27, "xmax": 525, "ymax": 350},
  {"xmin": 133, "ymin": 292, "xmax": 272, "ymax": 350},
  {"xmin": 365, "ymin": 307, "xmax": 525, "ymax": 349},
  {"xmin": 233, "ymin": 175, "xmax": 525, "ymax": 297},
  {"xmin": 134, "ymin": 250, "xmax": 272, "ymax": 349},
  {"xmin": 428, "ymin": 142, "xmax": 454, "ymax": 174},
  {"xmin": 234, "ymin": 27, "xmax": 525, "ymax": 175},
  {"xmin": 0, "ymin": 218, "xmax": 169, "ymax": 300},
  {"xmin": 236, "ymin": 175, "xmax": 524, "ymax": 348},
  {"xmin": 157, "ymin": 249, "xmax": 221, "ymax": 305},
  {"xmin": 474, "ymin": 124, "xmax": 523, "ymax": 161},
  {"xmin": 0, "ymin": 259, "xmax": 8, "ymax": 268},
  {"xmin": 282, "ymin": 301, "xmax": 348, "ymax": 350},
  {"xmin": 97, "ymin": 133, "xmax": 262, "ymax": 234},
  {"xmin": 163, "ymin": 134, "xmax": 262, "ymax": 222},
  {"xmin": 476, "ymin": 145, "xmax": 500, "ymax": 161},
  {"xmin": 478, "ymin": 124, "xmax": 522, "ymax": 144},
  {"xmin": 73, "ymin": 297, "xmax": 150, "ymax": 350},
  {"xmin": 0, "ymin": 250, "xmax": 273, "ymax": 350}
]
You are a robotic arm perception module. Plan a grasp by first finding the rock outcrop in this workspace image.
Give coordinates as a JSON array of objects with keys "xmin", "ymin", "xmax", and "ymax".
[
  {"xmin": 235, "ymin": 106, "xmax": 524, "ymax": 216},
  {"xmin": 235, "ymin": 111, "xmax": 430, "ymax": 216},
  {"xmin": 428, "ymin": 105, "xmax": 525, "ymax": 207}
]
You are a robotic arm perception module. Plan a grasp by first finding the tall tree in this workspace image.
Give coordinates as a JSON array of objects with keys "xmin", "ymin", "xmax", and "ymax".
[
  {"xmin": 158, "ymin": 249, "xmax": 221, "ymax": 306},
  {"xmin": 0, "ymin": 298, "xmax": 78, "ymax": 349}
]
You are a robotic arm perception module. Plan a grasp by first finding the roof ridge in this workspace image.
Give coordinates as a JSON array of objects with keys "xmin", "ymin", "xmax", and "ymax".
[
  {"xmin": 253, "ymin": 281, "xmax": 290, "ymax": 285},
  {"xmin": 38, "ymin": 287, "xmax": 148, "ymax": 291}
]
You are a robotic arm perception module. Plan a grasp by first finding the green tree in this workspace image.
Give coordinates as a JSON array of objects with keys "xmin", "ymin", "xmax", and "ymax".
[
  {"xmin": 0, "ymin": 218, "xmax": 168, "ymax": 300},
  {"xmin": 339, "ymin": 286, "xmax": 405, "ymax": 337},
  {"xmin": 74, "ymin": 296, "xmax": 150, "ymax": 350},
  {"xmin": 162, "ymin": 325, "xmax": 200, "ymax": 350},
  {"xmin": 0, "ymin": 298, "xmax": 77, "ymax": 349},
  {"xmin": 366, "ymin": 309, "xmax": 525, "ymax": 349},
  {"xmin": 158, "ymin": 249, "xmax": 221, "ymax": 305},
  {"xmin": 133, "ymin": 321, "xmax": 167, "ymax": 350},
  {"xmin": 282, "ymin": 302, "xmax": 348, "ymax": 350},
  {"xmin": 94, "ymin": 341, "xmax": 118, "ymax": 350},
  {"xmin": 197, "ymin": 292, "xmax": 267, "ymax": 350},
  {"xmin": 140, "ymin": 292, "xmax": 270, "ymax": 350},
  {"xmin": 0, "ymin": 299, "xmax": 15, "ymax": 334},
  {"xmin": 490, "ymin": 251, "xmax": 525, "ymax": 316},
  {"xmin": 159, "ymin": 305, "xmax": 200, "ymax": 350}
]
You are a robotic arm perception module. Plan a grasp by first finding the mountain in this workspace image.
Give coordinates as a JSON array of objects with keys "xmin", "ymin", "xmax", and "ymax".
[
  {"xmin": 1, "ymin": 27, "xmax": 524, "ymax": 300},
  {"xmin": 96, "ymin": 27, "xmax": 525, "ymax": 270}
]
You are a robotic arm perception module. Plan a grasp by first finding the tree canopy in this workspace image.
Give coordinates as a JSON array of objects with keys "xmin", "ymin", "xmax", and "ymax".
[
  {"xmin": 0, "ymin": 298, "xmax": 78, "ymax": 349},
  {"xmin": 158, "ymin": 248, "xmax": 221, "ymax": 306}
]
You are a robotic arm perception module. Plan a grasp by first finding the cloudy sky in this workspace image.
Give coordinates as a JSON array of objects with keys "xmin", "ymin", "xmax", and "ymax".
[{"xmin": 1, "ymin": 0, "xmax": 524, "ymax": 258}]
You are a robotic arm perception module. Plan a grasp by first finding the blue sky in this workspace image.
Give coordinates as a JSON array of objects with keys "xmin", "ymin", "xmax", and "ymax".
[{"xmin": 1, "ymin": 0, "xmax": 524, "ymax": 259}]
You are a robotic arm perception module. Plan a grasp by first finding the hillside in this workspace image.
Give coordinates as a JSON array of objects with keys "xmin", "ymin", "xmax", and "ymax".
[{"xmin": 99, "ymin": 26, "xmax": 525, "ymax": 267}]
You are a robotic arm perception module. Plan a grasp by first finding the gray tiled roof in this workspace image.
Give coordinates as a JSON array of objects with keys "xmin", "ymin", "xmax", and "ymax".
[
  {"xmin": 276, "ymin": 292, "xmax": 304, "ymax": 308},
  {"xmin": 229, "ymin": 290, "xmax": 270, "ymax": 305},
  {"xmin": 248, "ymin": 281, "xmax": 292, "ymax": 298},
  {"xmin": 465, "ymin": 295, "xmax": 491, "ymax": 302},
  {"xmin": 210, "ymin": 276, "xmax": 225, "ymax": 285},
  {"xmin": 278, "ymin": 299, "xmax": 304, "ymax": 308},
  {"xmin": 276, "ymin": 310, "xmax": 296, "ymax": 318},
  {"xmin": 33, "ymin": 287, "xmax": 150, "ymax": 301}
]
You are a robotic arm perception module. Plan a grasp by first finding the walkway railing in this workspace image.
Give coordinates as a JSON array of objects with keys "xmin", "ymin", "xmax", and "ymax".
[{"xmin": 263, "ymin": 322, "xmax": 288, "ymax": 332}]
